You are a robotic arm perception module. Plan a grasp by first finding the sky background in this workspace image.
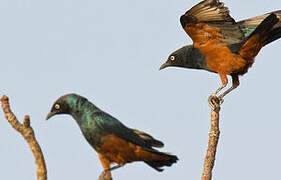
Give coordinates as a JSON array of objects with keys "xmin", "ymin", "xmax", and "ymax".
[{"xmin": 1, "ymin": 0, "xmax": 281, "ymax": 179}]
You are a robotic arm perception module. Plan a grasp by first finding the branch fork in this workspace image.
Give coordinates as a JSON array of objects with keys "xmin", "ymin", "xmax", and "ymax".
[{"xmin": 1, "ymin": 95, "xmax": 47, "ymax": 180}]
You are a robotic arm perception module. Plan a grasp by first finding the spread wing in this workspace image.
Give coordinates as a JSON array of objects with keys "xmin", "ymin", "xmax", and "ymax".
[
  {"xmin": 180, "ymin": 0, "xmax": 244, "ymax": 45},
  {"xmin": 93, "ymin": 111, "xmax": 155, "ymax": 149}
]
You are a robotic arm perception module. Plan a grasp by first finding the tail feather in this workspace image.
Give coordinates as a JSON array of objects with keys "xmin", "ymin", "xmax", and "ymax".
[
  {"xmin": 238, "ymin": 13, "xmax": 279, "ymax": 64},
  {"xmin": 245, "ymin": 13, "xmax": 279, "ymax": 44},
  {"xmin": 144, "ymin": 150, "xmax": 178, "ymax": 172},
  {"xmin": 264, "ymin": 27, "xmax": 281, "ymax": 45},
  {"xmin": 238, "ymin": 10, "xmax": 281, "ymax": 43}
]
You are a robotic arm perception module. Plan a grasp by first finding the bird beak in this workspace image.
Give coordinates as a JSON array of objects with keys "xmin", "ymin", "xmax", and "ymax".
[
  {"xmin": 159, "ymin": 62, "xmax": 170, "ymax": 70},
  {"xmin": 46, "ymin": 111, "xmax": 55, "ymax": 120}
]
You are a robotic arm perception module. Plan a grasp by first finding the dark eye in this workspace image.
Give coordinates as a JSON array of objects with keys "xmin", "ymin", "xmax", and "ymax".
[
  {"xmin": 170, "ymin": 55, "xmax": 175, "ymax": 61},
  {"xmin": 55, "ymin": 104, "xmax": 60, "ymax": 110}
]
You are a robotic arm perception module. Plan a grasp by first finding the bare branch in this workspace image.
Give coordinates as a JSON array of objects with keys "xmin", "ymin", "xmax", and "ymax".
[
  {"xmin": 1, "ymin": 95, "xmax": 47, "ymax": 180},
  {"xmin": 201, "ymin": 96, "xmax": 221, "ymax": 180}
]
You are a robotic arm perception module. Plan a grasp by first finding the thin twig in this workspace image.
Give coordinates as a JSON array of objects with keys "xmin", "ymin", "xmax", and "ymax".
[
  {"xmin": 1, "ymin": 95, "xmax": 47, "ymax": 180},
  {"xmin": 201, "ymin": 96, "xmax": 221, "ymax": 180}
]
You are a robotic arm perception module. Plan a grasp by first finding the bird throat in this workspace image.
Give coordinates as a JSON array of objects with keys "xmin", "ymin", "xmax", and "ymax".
[{"xmin": 184, "ymin": 47, "xmax": 207, "ymax": 70}]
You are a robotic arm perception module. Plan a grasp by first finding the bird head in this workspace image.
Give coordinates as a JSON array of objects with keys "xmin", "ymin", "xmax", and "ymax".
[
  {"xmin": 46, "ymin": 93, "xmax": 87, "ymax": 120},
  {"xmin": 46, "ymin": 95, "xmax": 71, "ymax": 120},
  {"xmin": 159, "ymin": 45, "xmax": 206, "ymax": 71},
  {"xmin": 159, "ymin": 45, "xmax": 191, "ymax": 70}
]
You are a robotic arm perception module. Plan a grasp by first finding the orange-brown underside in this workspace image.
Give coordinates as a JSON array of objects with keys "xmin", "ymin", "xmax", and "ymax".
[{"xmin": 96, "ymin": 134, "xmax": 169, "ymax": 168}]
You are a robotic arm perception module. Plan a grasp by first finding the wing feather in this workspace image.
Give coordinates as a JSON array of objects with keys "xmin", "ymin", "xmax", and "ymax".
[
  {"xmin": 182, "ymin": 0, "xmax": 234, "ymax": 24},
  {"xmin": 180, "ymin": 0, "xmax": 244, "ymax": 46},
  {"xmin": 93, "ymin": 111, "xmax": 155, "ymax": 149},
  {"xmin": 132, "ymin": 129, "xmax": 164, "ymax": 148}
]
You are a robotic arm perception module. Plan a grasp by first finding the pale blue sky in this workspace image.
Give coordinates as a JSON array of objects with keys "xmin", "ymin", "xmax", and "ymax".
[{"xmin": 1, "ymin": 0, "xmax": 281, "ymax": 179}]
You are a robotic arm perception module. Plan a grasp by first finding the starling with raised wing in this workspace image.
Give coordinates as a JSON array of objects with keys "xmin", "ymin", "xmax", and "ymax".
[{"xmin": 160, "ymin": 0, "xmax": 281, "ymax": 102}]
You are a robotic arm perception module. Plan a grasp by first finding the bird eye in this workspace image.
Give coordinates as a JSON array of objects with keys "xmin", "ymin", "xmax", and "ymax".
[
  {"xmin": 55, "ymin": 104, "xmax": 60, "ymax": 110},
  {"xmin": 170, "ymin": 56, "xmax": 175, "ymax": 61}
]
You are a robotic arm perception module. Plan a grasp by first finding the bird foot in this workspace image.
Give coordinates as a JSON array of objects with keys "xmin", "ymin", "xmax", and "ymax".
[
  {"xmin": 98, "ymin": 172, "xmax": 112, "ymax": 180},
  {"xmin": 217, "ymin": 95, "xmax": 224, "ymax": 105},
  {"xmin": 208, "ymin": 95, "xmax": 222, "ymax": 111},
  {"xmin": 99, "ymin": 165, "xmax": 122, "ymax": 180}
]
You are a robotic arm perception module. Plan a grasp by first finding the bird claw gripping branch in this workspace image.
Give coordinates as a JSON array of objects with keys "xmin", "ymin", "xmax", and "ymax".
[{"xmin": 208, "ymin": 95, "xmax": 221, "ymax": 112}]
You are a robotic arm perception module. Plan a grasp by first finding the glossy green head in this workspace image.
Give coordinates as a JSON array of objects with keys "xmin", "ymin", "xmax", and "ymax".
[
  {"xmin": 160, "ymin": 45, "xmax": 207, "ymax": 71},
  {"xmin": 46, "ymin": 93, "xmax": 92, "ymax": 120}
]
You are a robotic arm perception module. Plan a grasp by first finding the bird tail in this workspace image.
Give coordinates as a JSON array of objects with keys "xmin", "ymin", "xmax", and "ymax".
[
  {"xmin": 238, "ymin": 13, "xmax": 280, "ymax": 66},
  {"xmin": 142, "ymin": 150, "xmax": 178, "ymax": 172},
  {"xmin": 238, "ymin": 10, "xmax": 281, "ymax": 45}
]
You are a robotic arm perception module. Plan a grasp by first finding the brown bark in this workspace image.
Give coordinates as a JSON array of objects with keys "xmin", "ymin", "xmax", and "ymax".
[
  {"xmin": 201, "ymin": 96, "xmax": 221, "ymax": 180},
  {"xmin": 1, "ymin": 95, "xmax": 47, "ymax": 180}
]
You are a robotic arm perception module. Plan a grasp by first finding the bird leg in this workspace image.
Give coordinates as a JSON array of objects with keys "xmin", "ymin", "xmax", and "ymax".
[
  {"xmin": 103, "ymin": 165, "xmax": 123, "ymax": 173},
  {"xmin": 209, "ymin": 74, "xmax": 228, "ymax": 109},
  {"xmin": 212, "ymin": 74, "xmax": 228, "ymax": 96},
  {"xmin": 212, "ymin": 84, "xmax": 227, "ymax": 96},
  {"xmin": 218, "ymin": 74, "xmax": 240, "ymax": 100},
  {"xmin": 99, "ymin": 165, "xmax": 123, "ymax": 180},
  {"xmin": 98, "ymin": 154, "xmax": 112, "ymax": 180}
]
